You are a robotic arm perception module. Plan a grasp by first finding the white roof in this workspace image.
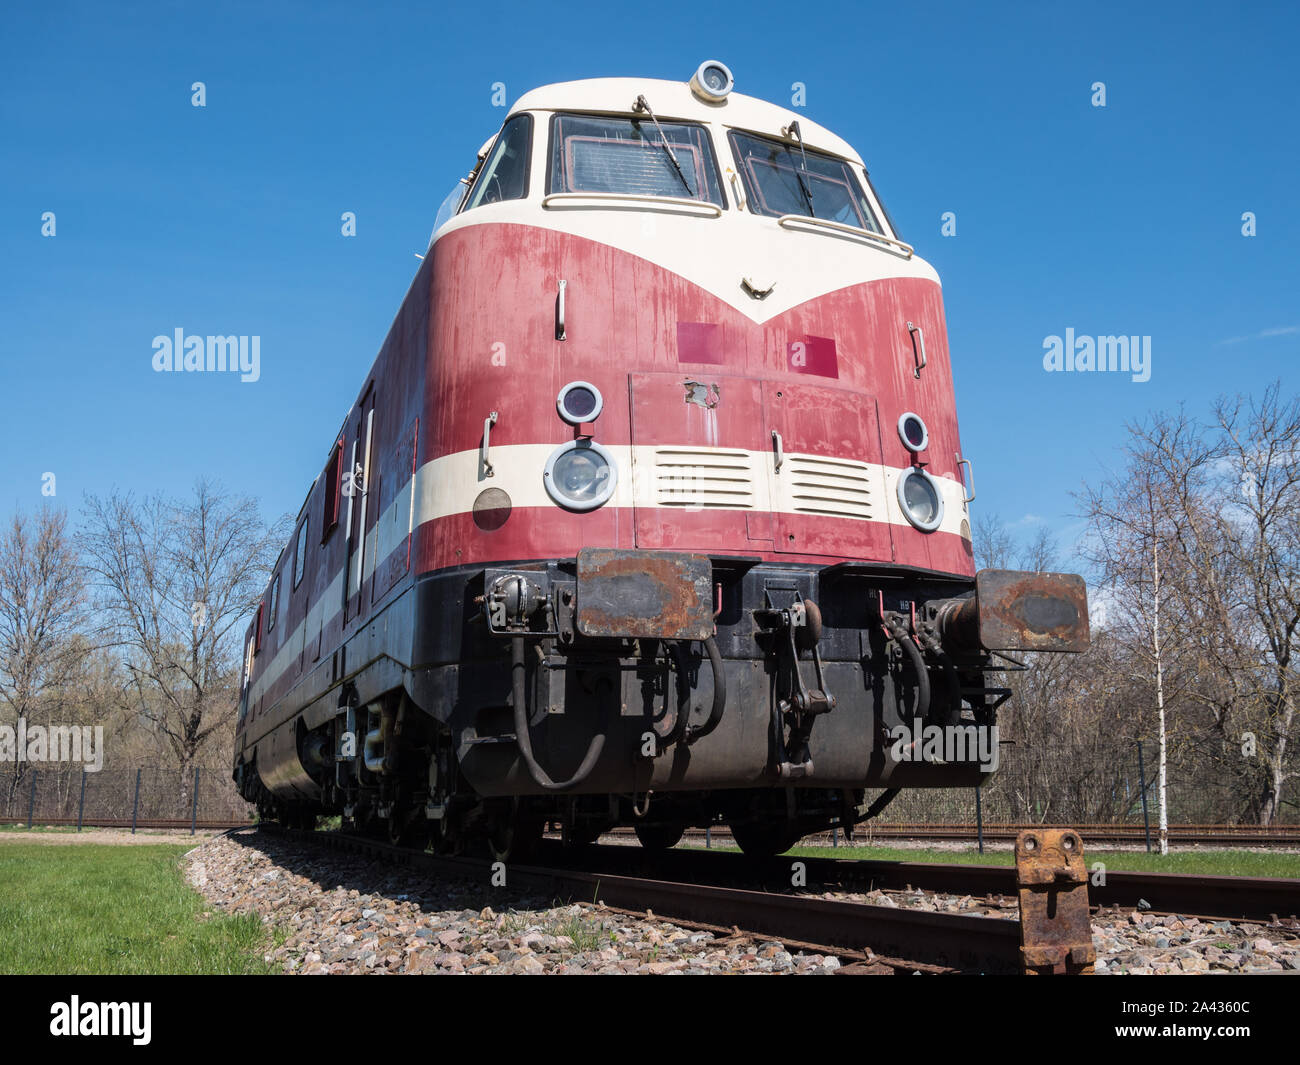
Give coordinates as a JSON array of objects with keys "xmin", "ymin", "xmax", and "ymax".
[{"xmin": 507, "ymin": 77, "xmax": 864, "ymax": 165}]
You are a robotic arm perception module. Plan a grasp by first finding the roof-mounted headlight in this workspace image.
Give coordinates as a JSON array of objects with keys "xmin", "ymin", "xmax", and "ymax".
[{"xmin": 690, "ymin": 60, "xmax": 734, "ymax": 103}]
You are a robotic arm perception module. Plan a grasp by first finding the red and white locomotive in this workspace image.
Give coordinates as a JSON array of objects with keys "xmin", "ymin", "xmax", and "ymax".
[{"xmin": 234, "ymin": 62, "xmax": 1089, "ymax": 856}]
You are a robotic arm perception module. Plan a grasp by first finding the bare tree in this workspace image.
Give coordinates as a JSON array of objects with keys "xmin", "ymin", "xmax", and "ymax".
[
  {"xmin": 1079, "ymin": 413, "xmax": 1214, "ymax": 849},
  {"xmin": 1082, "ymin": 390, "xmax": 1299, "ymax": 827},
  {"xmin": 0, "ymin": 507, "xmax": 87, "ymax": 804},
  {"xmin": 79, "ymin": 480, "xmax": 288, "ymax": 791},
  {"xmin": 1211, "ymin": 386, "xmax": 1300, "ymax": 823}
]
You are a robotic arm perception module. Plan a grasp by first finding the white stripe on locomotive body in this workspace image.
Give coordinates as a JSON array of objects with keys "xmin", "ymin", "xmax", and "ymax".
[
  {"xmin": 431, "ymin": 78, "xmax": 940, "ymax": 324},
  {"xmin": 413, "ymin": 443, "xmax": 971, "ymax": 537},
  {"xmin": 245, "ymin": 447, "xmax": 971, "ymax": 709}
]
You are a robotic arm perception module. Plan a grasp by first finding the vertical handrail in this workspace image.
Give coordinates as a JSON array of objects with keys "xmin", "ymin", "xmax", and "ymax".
[
  {"xmin": 907, "ymin": 321, "xmax": 927, "ymax": 379},
  {"xmin": 958, "ymin": 456, "xmax": 976, "ymax": 502},
  {"xmin": 555, "ymin": 280, "xmax": 567, "ymax": 341},
  {"xmin": 481, "ymin": 412, "xmax": 499, "ymax": 479}
]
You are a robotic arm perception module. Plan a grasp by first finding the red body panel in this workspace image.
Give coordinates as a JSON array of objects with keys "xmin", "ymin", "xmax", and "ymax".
[{"xmin": 418, "ymin": 222, "xmax": 973, "ymax": 577}]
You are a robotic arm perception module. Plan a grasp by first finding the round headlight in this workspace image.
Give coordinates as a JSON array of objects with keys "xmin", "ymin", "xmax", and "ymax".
[
  {"xmin": 544, "ymin": 440, "xmax": 617, "ymax": 511},
  {"xmin": 897, "ymin": 467, "xmax": 944, "ymax": 532},
  {"xmin": 690, "ymin": 60, "xmax": 734, "ymax": 103},
  {"xmin": 897, "ymin": 412, "xmax": 929, "ymax": 452},
  {"xmin": 556, "ymin": 381, "xmax": 603, "ymax": 425}
]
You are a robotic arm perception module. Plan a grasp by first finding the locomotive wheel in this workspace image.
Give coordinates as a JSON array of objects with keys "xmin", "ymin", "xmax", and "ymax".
[
  {"xmin": 388, "ymin": 807, "xmax": 429, "ymax": 848},
  {"xmin": 634, "ymin": 822, "xmax": 685, "ymax": 850},
  {"xmin": 729, "ymin": 821, "xmax": 801, "ymax": 857},
  {"xmin": 486, "ymin": 801, "xmax": 544, "ymax": 862},
  {"xmin": 562, "ymin": 821, "xmax": 605, "ymax": 848}
]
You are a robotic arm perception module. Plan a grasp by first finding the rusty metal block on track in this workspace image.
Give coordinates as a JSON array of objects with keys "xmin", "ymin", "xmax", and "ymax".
[{"xmin": 1016, "ymin": 828, "xmax": 1096, "ymax": 975}]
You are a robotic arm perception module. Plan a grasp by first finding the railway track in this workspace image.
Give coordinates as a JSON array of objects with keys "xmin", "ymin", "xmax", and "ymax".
[
  {"xmin": 844, "ymin": 823, "xmax": 1300, "ymax": 848},
  {"xmin": 548, "ymin": 841, "xmax": 1300, "ymax": 925},
  {"xmin": 262, "ymin": 825, "xmax": 1029, "ymax": 973},
  {"xmin": 253, "ymin": 823, "xmax": 1300, "ymax": 976},
  {"xmin": 602, "ymin": 823, "xmax": 1300, "ymax": 848}
]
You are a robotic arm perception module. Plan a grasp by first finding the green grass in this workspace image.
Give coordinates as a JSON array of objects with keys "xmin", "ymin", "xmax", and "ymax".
[
  {"xmin": 0, "ymin": 844, "xmax": 279, "ymax": 974},
  {"xmin": 777, "ymin": 844, "xmax": 1300, "ymax": 878}
]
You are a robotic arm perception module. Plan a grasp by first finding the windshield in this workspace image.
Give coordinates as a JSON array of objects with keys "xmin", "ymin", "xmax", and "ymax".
[
  {"xmin": 549, "ymin": 113, "xmax": 725, "ymax": 206},
  {"xmin": 728, "ymin": 130, "xmax": 881, "ymax": 231}
]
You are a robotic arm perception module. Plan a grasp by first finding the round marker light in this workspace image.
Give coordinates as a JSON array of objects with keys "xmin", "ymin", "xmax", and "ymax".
[
  {"xmin": 897, "ymin": 412, "xmax": 929, "ymax": 452},
  {"xmin": 556, "ymin": 381, "xmax": 603, "ymax": 425},
  {"xmin": 690, "ymin": 60, "xmax": 734, "ymax": 103},
  {"xmin": 897, "ymin": 468, "xmax": 944, "ymax": 532},
  {"xmin": 544, "ymin": 440, "xmax": 617, "ymax": 511}
]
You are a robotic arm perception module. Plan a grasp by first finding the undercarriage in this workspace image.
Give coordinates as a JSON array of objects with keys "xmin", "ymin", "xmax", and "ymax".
[{"xmin": 236, "ymin": 552, "xmax": 1088, "ymax": 858}]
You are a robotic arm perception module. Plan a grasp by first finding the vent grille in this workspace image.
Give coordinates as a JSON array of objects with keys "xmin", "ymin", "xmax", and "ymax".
[
  {"xmin": 786, "ymin": 455, "xmax": 873, "ymax": 519},
  {"xmin": 653, "ymin": 448, "xmax": 755, "ymax": 509}
]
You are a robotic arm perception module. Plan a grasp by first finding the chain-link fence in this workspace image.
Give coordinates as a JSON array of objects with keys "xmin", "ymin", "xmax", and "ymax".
[
  {"xmin": 0, "ymin": 741, "xmax": 1291, "ymax": 836},
  {"xmin": 862, "ymin": 739, "xmax": 1298, "ymax": 831},
  {"xmin": 0, "ymin": 766, "xmax": 254, "ymax": 831}
]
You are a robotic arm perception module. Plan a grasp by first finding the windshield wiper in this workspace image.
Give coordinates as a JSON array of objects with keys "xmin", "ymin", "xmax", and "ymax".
[
  {"xmin": 633, "ymin": 94, "xmax": 695, "ymax": 198},
  {"xmin": 784, "ymin": 120, "xmax": 816, "ymax": 218}
]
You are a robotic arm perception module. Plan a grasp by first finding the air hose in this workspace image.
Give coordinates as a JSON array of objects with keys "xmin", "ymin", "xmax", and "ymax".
[
  {"xmin": 511, "ymin": 635, "xmax": 607, "ymax": 791},
  {"xmin": 886, "ymin": 622, "xmax": 931, "ymax": 722},
  {"xmin": 686, "ymin": 636, "xmax": 726, "ymax": 744}
]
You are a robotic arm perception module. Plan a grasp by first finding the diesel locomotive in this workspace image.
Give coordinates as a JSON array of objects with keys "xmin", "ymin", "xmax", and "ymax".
[{"xmin": 233, "ymin": 61, "xmax": 1090, "ymax": 857}]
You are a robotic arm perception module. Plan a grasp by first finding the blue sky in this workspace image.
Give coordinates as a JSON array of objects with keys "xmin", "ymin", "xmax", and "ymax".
[{"xmin": 2, "ymin": 1, "xmax": 1296, "ymax": 572}]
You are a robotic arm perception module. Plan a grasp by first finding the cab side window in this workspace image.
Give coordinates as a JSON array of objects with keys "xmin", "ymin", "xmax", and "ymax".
[{"xmin": 463, "ymin": 114, "xmax": 533, "ymax": 210}]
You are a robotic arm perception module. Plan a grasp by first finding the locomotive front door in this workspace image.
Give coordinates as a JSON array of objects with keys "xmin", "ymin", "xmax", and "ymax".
[
  {"xmin": 629, "ymin": 371, "xmax": 771, "ymax": 553},
  {"xmin": 763, "ymin": 383, "xmax": 894, "ymax": 562}
]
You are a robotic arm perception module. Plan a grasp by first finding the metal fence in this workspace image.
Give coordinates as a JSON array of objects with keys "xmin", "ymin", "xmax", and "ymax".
[
  {"xmin": 864, "ymin": 739, "xmax": 1297, "ymax": 829},
  {"xmin": 0, "ymin": 766, "xmax": 254, "ymax": 832},
  {"xmin": 0, "ymin": 740, "xmax": 1291, "ymax": 836}
]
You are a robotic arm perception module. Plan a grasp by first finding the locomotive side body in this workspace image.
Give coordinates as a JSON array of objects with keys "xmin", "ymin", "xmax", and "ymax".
[{"xmin": 235, "ymin": 71, "xmax": 1088, "ymax": 853}]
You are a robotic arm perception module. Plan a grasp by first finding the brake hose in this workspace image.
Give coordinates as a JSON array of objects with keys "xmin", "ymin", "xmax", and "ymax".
[
  {"xmin": 886, "ymin": 622, "xmax": 931, "ymax": 722},
  {"xmin": 511, "ymin": 635, "xmax": 607, "ymax": 791}
]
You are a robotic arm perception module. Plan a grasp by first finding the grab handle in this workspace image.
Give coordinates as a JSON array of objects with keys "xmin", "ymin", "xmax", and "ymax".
[
  {"xmin": 482, "ymin": 411, "xmax": 499, "ymax": 479},
  {"xmin": 907, "ymin": 321, "xmax": 927, "ymax": 379},
  {"xmin": 958, "ymin": 456, "xmax": 975, "ymax": 503}
]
